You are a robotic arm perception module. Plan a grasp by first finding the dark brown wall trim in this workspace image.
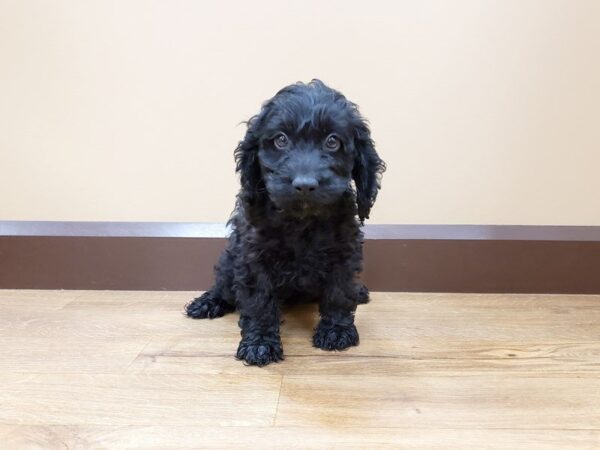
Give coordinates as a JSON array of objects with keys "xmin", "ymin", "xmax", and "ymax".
[
  {"xmin": 1, "ymin": 222, "xmax": 599, "ymax": 293},
  {"xmin": 0, "ymin": 221, "xmax": 229, "ymax": 238},
  {"xmin": 2, "ymin": 221, "xmax": 600, "ymax": 241}
]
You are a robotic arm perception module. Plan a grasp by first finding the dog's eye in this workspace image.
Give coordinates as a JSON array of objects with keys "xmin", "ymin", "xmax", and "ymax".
[
  {"xmin": 324, "ymin": 134, "xmax": 341, "ymax": 152},
  {"xmin": 273, "ymin": 133, "xmax": 289, "ymax": 150}
]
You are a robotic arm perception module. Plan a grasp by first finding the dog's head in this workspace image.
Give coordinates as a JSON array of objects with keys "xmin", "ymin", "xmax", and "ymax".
[{"xmin": 235, "ymin": 79, "xmax": 385, "ymax": 223}]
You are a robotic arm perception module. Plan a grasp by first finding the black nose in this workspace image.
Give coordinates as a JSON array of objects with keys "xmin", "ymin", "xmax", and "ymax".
[{"xmin": 292, "ymin": 176, "xmax": 318, "ymax": 194}]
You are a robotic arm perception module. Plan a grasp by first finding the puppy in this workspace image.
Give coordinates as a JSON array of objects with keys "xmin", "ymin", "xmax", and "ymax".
[{"xmin": 186, "ymin": 79, "xmax": 385, "ymax": 366}]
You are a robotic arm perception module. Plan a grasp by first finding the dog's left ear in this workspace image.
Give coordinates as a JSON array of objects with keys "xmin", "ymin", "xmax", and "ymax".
[{"xmin": 352, "ymin": 120, "xmax": 386, "ymax": 223}]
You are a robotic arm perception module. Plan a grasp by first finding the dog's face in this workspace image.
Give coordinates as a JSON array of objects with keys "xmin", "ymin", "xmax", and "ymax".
[
  {"xmin": 256, "ymin": 87, "xmax": 357, "ymax": 216},
  {"xmin": 236, "ymin": 80, "xmax": 385, "ymax": 222}
]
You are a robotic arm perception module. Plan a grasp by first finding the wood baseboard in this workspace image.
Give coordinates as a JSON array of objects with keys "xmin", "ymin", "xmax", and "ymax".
[{"xmin": 1, "ymin": 222, "xmax": 599, "ymax": 293}]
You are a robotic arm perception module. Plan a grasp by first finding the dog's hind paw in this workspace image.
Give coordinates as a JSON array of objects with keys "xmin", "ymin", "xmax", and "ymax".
[
  {"xmin": 357, "ymin": 284, "xmax": 370, "ymax": 304},
  {"xmin": 185, "ymin": 291, "xmax": 234, "ymax": 319},
  {"xmin": 313, "ymin": 319, "xmax": 359, "ymax": 351},
  {"xmin": 236, "ymin": 335, "xmax": 284, "ymax": 367}
]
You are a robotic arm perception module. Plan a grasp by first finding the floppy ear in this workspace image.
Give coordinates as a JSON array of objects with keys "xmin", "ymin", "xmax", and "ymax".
[
  {"xmin": 234, "ymin": 113, "xmax": 268, "ymax": 223},
  {"xmin": 352, "ymin": 121, "xmax": 386, "ymax": 223}
]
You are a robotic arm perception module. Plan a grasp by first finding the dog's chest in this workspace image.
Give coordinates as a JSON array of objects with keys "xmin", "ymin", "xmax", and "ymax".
[{"xmin": 262, "ymin": 228, "xmax": 337, "ymax": 288}]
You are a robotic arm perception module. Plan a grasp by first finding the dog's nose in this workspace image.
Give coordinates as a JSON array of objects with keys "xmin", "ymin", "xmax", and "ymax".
[{"xmin": 292, "ymin": 176, "xmax": 318, "ymax": 194}]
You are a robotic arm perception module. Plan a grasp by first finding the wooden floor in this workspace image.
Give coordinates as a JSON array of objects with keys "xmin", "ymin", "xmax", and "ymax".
[{"xmin": 1, "ymin": 291, "xmax": 600, "ymax": 449}]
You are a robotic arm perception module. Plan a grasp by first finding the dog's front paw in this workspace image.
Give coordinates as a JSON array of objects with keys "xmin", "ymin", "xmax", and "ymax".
[
  {"xmin": 185, "ymin": 291, "xmax": 234, "ymax": 319},
  {"xmin": 236, "ymin": 334, "xmax": 284, "ymax": 367},
  {"xmin": 313, "ymin": 318, "xmax": 359, "ymax": 351}
]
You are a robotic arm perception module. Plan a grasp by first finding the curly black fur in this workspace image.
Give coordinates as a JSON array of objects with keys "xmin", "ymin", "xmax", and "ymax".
[{"xmin": 186, "ymin": 79, "xmax": 385, "ymax": 366}]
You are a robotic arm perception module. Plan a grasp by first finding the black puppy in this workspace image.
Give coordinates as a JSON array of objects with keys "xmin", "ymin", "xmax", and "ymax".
[{"xmin": 186, "ymin": 79, "xmax": 385, "ymax": 366}]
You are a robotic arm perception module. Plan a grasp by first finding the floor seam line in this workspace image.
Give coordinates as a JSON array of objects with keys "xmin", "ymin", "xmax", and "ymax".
[{"xmin": 273, "ymin": 374, "xmax": 285, "ymax": 426}]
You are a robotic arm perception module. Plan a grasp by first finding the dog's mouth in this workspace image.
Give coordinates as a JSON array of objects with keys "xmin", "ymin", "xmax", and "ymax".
[
  {"xmin": 266, "ymin": 182, "xmax": 347, "ymax": 218},
  {"xmin": 273, "ymin": 197, "xmax": 325, "ymax": 218}
]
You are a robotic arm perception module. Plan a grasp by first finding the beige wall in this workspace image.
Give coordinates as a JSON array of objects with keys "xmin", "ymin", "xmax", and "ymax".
[{"xmin": 1, "ymin": 0, "xmax": 599, "ymax": 225}]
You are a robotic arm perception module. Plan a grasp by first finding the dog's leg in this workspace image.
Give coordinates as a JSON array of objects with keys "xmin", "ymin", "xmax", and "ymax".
[
  {"xmin": 185, "ymin": 246, "xmax": 236, "ymax": 319},
  {"xmin": 313, "ymin": 270, "xmax": 359, "ymax": 351},
  {"xmin": 235, "ymin": 281, "xmax": 283, "ymax": 366}
]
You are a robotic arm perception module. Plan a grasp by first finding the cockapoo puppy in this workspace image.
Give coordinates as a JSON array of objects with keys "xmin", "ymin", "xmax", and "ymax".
[{"xmin": 186, "ymin": 79, "xmax": 385, "ymax": 366}]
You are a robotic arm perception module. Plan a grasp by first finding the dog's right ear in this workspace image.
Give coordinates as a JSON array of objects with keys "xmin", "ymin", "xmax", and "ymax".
[{"xmin": 234, "ymin": 112, "xmax": 267, "ymax": 218}]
